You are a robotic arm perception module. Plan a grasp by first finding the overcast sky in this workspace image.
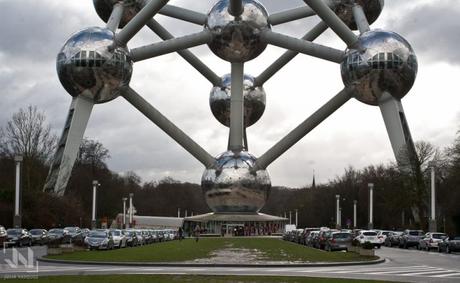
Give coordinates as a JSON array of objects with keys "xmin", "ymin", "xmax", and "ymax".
[{"xmin": 1, "ymin": 0, "xmax": 459, "ymax": 187}]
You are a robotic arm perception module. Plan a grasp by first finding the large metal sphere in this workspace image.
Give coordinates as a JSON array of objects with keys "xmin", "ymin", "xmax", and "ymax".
[
  {"xmin": 202, "ymin": 151, "xmax": 271, "ymax": 213},
  {"xmin": 93, "ymin": 0, "xmax": 142, "ymax": 29},
  {"xmin": 210, "ymin": 74, "xmax": 266, "ymax": 127},
  {"xmin": 330, "ymin": 0, "xmax": 384, "ymax": 31},
  {"xmin": 341, "ymin": 30, "xmax": 418, "ymax": 105},
  {"xmin": 205, "ymin": 0, "xmax": 271, "ymax": 62},
  {"xmin": 57, "ymin": 27, "xmax": 133, "ymax": 103}
]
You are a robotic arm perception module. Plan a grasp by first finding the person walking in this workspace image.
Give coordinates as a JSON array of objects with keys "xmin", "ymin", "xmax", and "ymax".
[{"xmin": 194, "ymin": 225, "xmax": 201, "ymax": 242}]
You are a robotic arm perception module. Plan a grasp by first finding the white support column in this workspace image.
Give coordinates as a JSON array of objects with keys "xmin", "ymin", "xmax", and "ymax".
[
  {"xmin": 91, "ymin": 180, "xmax": 99, "ymax": 229},
  {"xmin": 13, "ymin": 156, "xmax": 23, "ymax": 228},
  {"xmin": 129, "ymin": 193, "xmax": 134, "ymax": 228},
  {"xmin": 229, "ymin": 62, "xmax": 245, "ymax": 153},
  {"xmin": 122, "ymin": 197, "xmax": 127, "ymax": 229},
  {"xmin": 178, "ymin": 208, "xmax": 181, "ymax": 218},
  {"xmin": 429, "ymin": 162, "xmax": 437, "ymax": 232},
  {"xmin": 353, "ymin": 200, "xmax": 357, "ymax": 229},
  {"xmin": 289, "ymin": 211, "xmax": 292, "ymax": 225},
  {"xmin": 368, "ymin": 183, "xmax": 374, "ymax": 229},
  {"xmin": 295, "ymin": 209, "xmax": 298, "ymax": 228},
  {"xmin": 336, "ymin": 195, "xmax": 340, "ymax": 229}
]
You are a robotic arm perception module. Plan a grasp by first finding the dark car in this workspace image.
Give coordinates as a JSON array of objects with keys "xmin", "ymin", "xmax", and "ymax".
[
  {"xmin": 47, "ymin": 228, "xmax": 70, "ymax": 244},
  {"xmin": 0, "ymin": 226, "xmax": 7, "ymax": 246},
  {"xmin": 317, "ymin": 230, "xmax": 338, "ymax": 250},
  {"xmin": 325, "ymin": 232, "xmax": 352, "ymax": 251},
  {"xmin": 84, "ymin": 230, "xmax": 114, "ymax": 250},
  {"xmin": 64, "ymin": 227, "xmax": 83, "ymax": 244},
  {"xmin": 384, "ymin": 231, "xmax": 403, "ymax": 247},
  {"xmin": 6, "ymin": 228, "xmax": 32, "ymax": 247},
  {"xmin": 29, "ymin": 229, "xmax": 48, "ymax": 245},
  {"xmin": 81, "ymin": 228, "xmax": 90, "ymax": 238},
  {"xmin": 399, "ymin": 229, "xmax": 424, "ymax": 249},
  {"xmin": 438, "ymin": 236, "xmax": 460, "ymax": 253},
  {"xmin": 123, "ymin": 230, "xmax": 138, "ymax": 247}
]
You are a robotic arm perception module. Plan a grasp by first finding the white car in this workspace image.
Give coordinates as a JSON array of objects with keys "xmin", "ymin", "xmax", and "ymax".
[
  {"xmin": 110, "ymin": 229, "xmax": 127, "ymax": 248},
  {"xmin": 377, "ymin": 230, "xmax": 392, "ymax": 244},
  {"xmin": 419, "ymin": 232, "xmax": 447, "ymax": 251},
  {"xmin": 355, "ymin": 230, "xmax": 381, "ymax": 248}
]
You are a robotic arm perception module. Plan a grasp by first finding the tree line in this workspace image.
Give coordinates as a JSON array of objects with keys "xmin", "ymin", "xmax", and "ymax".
[{"xmin": 0, "ymin": 106, "xmax": 459, "ymax": 235}]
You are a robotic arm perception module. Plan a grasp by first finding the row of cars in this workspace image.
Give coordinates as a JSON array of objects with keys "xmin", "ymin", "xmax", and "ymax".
[
  {"xmin": 284, "ymin": 227, "xmax": 460, "ymax": 254},
  {"xmin": 0, "ymin": 225, "xmax": 179, "ymax": 250}
]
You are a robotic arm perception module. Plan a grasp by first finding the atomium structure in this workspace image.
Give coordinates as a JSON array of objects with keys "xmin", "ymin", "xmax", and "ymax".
[{"xmin": 45, "ymin": 0, "xmax": 419, "ymax": 214}]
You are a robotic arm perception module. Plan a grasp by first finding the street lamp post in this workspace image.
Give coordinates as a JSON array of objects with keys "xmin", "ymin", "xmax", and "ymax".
[
  {"xmin": 13, "ymin": 155, "xmax": 23, "ymax": 228},
  {"xmin": 429, "ymin": 162, "xmax": 437, "ymax": 232},
  {"xmin": 295, "ymin": 209, "xmax": 298, "ymax": 228},
  {"xmin": 91, "ymin": 180, "xmax": 100, "ymax": 229},
  {"xmin": 353, "ymin": 200, "xmax": 358, "ymax": 229},
  {"xmin": 289, "ymin": 211, "xmax": 292, "ymax": 225},
  {"xmin": 335, "ymin": 195, "xmax": 340, "ymax": 229},
  {"xmin": 128, "ymin": 193, "xmax": 134, "ymax": 228},
  {"xmin": 368, "ymin": 183, "xmax": 374, "ymax": 230},
  {"xmin": 122, "ymin": 197, "xmax": 128, "ymax": 229}
]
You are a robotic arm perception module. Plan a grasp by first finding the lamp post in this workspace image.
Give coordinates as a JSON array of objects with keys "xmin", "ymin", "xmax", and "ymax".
[
  {"xmin": 128, "ymin": 193, "xmax": 134, "ymax": 228},
  {"xmin": 335, "ymin": 195, "xmax": 340, "ymax": 229},
  {"xmin": 122, "ymin": 197, "xmax": 128, "ymax": 229},
  {"xmin": 91, "ymin": 180, "xmax": 100, "ymax": 229},
  {"xmin": 295, "ymin": 209, "xmax": 298, "ymax": 228},
  {"xmin": 13, "ymin": 155, "xmax": 23, "ymax": 228},
  {"xmin": 289, "ymin": 211, "xmax": 292, "ymax": 225},
  {"xmin": 368, "ymin": 183, "xmax": 374, "ymax": 230},
  {"xmin": 429, "ymin": 162, "xmax": 437, "ymax": 232},
  {"xmin": 353, "ymin": 200, "xmax": 358, "ymax": 229}
]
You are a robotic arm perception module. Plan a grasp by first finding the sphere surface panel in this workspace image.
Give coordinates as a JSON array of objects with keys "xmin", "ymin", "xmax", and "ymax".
[
  {"xmin": 210, "ymin": 74, "xmax": 266, "ymax": 127},
  {"xmin": 93, "ymin": 0, "xmax": 142, "ymax": 29},
  {"xmin": 341, "ymin": 30, "xmax": 418, "ymax": 105},
  {"xmin": 205, "ymin": 0, "xmax": 271, "ymax": 62},
  {"xmin": 330, "ymin": 0, "xmax": 384, "ymax": 30},
  {"xmin": 57, "ymin": 27, "xmax": 133, "ymax": 103},
  {"xmin": 202, "ymin": 151, "xmax": 271, "ymax": 213}
]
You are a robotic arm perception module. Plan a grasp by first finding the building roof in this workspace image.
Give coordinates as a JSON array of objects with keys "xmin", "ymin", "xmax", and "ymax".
[
  {"xmin": 184, "ymin": 212, "xmax": 288, "ymax": 223},
  {"xmin": 113, "ymin": 214, "xmax": 184, "ymax": 229}
]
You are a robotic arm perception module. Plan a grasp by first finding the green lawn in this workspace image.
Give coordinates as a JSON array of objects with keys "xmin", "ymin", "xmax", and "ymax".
[
  {"xmin": 3, "ymin": 275, "xmax": 394, "ymax": 283},
  {"xmin": 47, "ymin": 238, "xmax": 376, "ymax": 263}
]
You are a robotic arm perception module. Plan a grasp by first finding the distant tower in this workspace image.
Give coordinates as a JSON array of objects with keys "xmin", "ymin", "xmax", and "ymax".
[{"xmin": 311, "ymin": 170, "xmax": 316, "ymax": 189}]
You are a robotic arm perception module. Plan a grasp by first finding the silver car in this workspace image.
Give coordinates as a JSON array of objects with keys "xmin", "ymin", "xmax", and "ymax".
[
  {"xmin": 84, "ymin": 230, "xmax": 114, "ymax": 250},
  {"xmin": 109, "ymin": 229, "xmax": 127, "ymax": 248}
]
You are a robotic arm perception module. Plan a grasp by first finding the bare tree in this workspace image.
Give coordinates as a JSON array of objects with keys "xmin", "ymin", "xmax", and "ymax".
[{"xmin": 0, "ymin": 106, "xmax": 56, "ymax": 162}]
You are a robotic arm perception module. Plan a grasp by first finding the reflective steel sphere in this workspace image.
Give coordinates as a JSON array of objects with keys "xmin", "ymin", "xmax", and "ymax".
[
  {"xmin": 57, "ymin": 27, "xmax": 133, "ymax": 103},
  {"xmin": 341, "ymin": 30, "xmax": 418, "ymax": 105},
  {"xmin": 330, "ymin": 0, "xmax": 384, "ymax": 30},
  {"xmin": 202, "ymin": 151, "xmax": 271, "ymax": 213},
  {"xmin": 93, "ymin": 0, "xmax": 142, "ymax": 28},
  {"xmin": 210, "ymin": 74, "xmax": 266, "ymax": 127},
  {"xmin": 205, "ymin": 0, "xmax": 271, "ymax": 62}
]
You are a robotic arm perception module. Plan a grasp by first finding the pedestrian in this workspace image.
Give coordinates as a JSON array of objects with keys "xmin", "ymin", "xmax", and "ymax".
[
  {"xmin": 178, "ymin": 227, "xmax": 184, "ymax": 241},
  {"xmin": 194, "ymin": 225, "xmax": 201, "ymax": 242}
]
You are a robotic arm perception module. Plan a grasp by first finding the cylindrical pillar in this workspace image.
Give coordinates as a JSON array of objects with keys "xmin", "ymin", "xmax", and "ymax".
[
  {"xmin": 91, "ymin": 180, "xmax": 99, "ymax": 229},
  {"xmin": 289, "ymin": 211, "xmax": 292, "ymax": 225},
  {"xmin": 178, "ymin": 208, "xmax": 181, "ymax": 218},
  {"xmin": 353, "ymin": 200, "xmax": 357, "ymax": 229},
  {"xmin": 429, "ymin": 162, "xmax": 437, "ymax": 232},
  {"xmin": 129, "ymin": 193, "xmax": 134, "ymax": 228},
  {"xmin": 13, "ymin": 156, "xmax": 23, "ymax": 228},
  {"xmin": 295, "ymin": 209, "xmax": 298, "ymax": 228},
  {"xmin": 122, "ymin": 197, "xmax": 127, "ymax": 229},
  {"xmin": 368, "ymin": 183, "xmax": 374, "ymax": 229},
  {"xmin": 335, "ymin": 195, "xmax": 340, "ymax": 229}
]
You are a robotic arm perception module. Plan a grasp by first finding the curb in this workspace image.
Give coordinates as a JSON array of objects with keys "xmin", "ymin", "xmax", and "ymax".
[{"xmin": 38, "ymin": 257, "xmax": 385, "ymax": 268}]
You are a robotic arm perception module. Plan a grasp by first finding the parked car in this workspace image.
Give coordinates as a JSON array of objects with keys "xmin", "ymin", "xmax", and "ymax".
[
  {"xmin": 384, "ymin": 231, "xmax": 403, "ymax": 247},
  {"xmin": 110, "ymin": 229, "xmax": 127, "ymax": 248},
  {"xmin": 123, "ymin": 230, "xmax": 138, "ymax": 247},
  {"xmin": 325, "ymin": 232, "xmax": 352, "ymax": 251},
  {"xmin": 355, "ymin": 230, "xmax": 381, "ymax": 248},
  {"xmin": 85, "ymin": 230, "xmax": 114, "ymax": 250},
  {"xmin": 317, "ymin": 229, "xmax": 336, "ymax": 250},
  {"xmin": 399, "ymin": 230, "xmax": 424, "ymax": 249},
  {"xmin": 47, "ymin": 228, "xmax": 70, "ymax": 244},
  {"xmin": 377, "ymin": 230, "xmax": 392, "ymax": 245},
  {"xmin": 438, "ymin": 236, "xmax": 460, "ymax": 253},
  {"xmin": 306, "ymin": 231, "xmax": 320, "ymax": 247},
  {"xmin": 64, "ymin": 227, "xmax": 83, "ymax": 243},
  {"xmin": 419, "ymin": 232, "xmax": 447, "ymax": 251},
  {"xmin": 0, "ymin": 226, "xmax": 7, "ymax": 246},
  {"xmin": 81, "ymin": 228, "xmax": 90, "ymax": 238},
  {"xmin": 6, "ymin": 228, "xmax": 32, "ymax": 247},
  {"xmin": 29, "ymin": 229, "xmax": 48, "ymax": 245}
]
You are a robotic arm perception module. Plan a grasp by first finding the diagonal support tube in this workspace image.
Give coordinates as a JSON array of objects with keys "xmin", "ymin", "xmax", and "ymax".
[
  {"xmin": 122, "ymin": 87, "xmax": 215, "ymax": 169},
  {"xmin": 106, "ymin": 2, "xmax": 125, "ymax": 32},
  {"xmin": 229, "ymin": 0, "xmax": 244, "ymax": 17},
  {"xmin": 158, "ymin": 5, "xmax": 207, "ymax": 25},
  {"xmin": 229, "ymin": 62, "xmax": 245, "ymax": 153},
  {"xmin": 303, "ymin": 0, "xmax": 359, "ymax": 48},
  {"xmin": 146, "ymin": 19, "xmax": 221, "ymax": 86},
  {"xmin": 260, "ymin": 30, "xmax": 345, "ymax": 63},
  {"xmin": 352, "ymin": 4, "xmax": 371, "ymax": 34},
  {"xmin": 255, "ymin": 21, "xmax": 328, "ymax": 86},
  {"xmin": 130, "ymin": 30, "xmax": 212, "ymax": 62},
  {"xmin": 116, "ymin": 0, "xmax": 169, "ymax": 46},
  {"xmin": 269, "ymin": 6, "xmax": 316, "ymax": 25},
  {"xmin": 253, "ymin": 88, "xmax": 354, "ymax": 170}
]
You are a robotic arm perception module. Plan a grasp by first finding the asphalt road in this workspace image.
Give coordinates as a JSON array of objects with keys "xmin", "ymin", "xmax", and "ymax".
[{"xmin": 1, "ymin": 246, "xmax": 459, "ymax": 282}]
